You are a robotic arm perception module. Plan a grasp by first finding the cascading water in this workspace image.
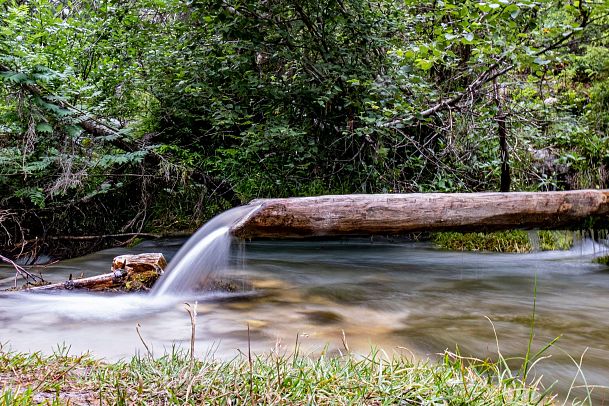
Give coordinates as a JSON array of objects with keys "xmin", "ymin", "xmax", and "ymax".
[
  {"xmin": 527, "ymin": 230, "xmax": 540, "ymax": 252},
  {"xmin": 152, "ymin": 204, "xmax": 260, "ymax": 296}
]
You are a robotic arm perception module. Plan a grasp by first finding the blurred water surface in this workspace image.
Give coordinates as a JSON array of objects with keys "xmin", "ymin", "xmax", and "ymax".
[{"xmin": 1, "ymin": 237, "xmax": 608, "ymax": 401}]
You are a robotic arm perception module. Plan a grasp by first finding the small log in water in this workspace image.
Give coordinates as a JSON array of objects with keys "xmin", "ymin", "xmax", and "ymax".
[
  {"xmin": 27, "ymin": 253, "xmax": 167, "ymax": 292},
  {"xmin": 231, "ymin": 190, "xmax": 609, "ymax": 238}
]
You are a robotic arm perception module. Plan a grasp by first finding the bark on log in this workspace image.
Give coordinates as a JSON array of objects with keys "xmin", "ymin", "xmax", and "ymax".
[
  {"xmin": 231, "ymin": 190, "xmax": 609, "ymax": 239},
  {"xmin": 26, "ymin": 253, "xmax": 166, "ymax": 292}
]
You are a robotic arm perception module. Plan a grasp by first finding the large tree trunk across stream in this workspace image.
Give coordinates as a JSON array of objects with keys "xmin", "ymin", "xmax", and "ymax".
[
  {"xmin": 17, "ymin": 191, "xmax": 609, "ymax": 293},
  {"xmin": 231, "ymin": 190, "xmax": 609, "ymax": 239}
]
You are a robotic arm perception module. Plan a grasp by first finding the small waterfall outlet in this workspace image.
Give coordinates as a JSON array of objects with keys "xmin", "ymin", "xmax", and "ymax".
[{"xmin": 152, "ymin": 204, "xmax": 260, "ymax": 296}]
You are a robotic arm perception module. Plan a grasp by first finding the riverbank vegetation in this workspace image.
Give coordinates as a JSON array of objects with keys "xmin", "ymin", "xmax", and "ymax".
[
  {"xmin": 433, "ymin": 230, "xmax": 575, "ymax": 253},
  {"xmin": 0, "ymin": 346, "xmax": 558, "ymax": 405},
  {"xmin": 2, "ymin": 0, "xmax": 609, "ymax": 258}
]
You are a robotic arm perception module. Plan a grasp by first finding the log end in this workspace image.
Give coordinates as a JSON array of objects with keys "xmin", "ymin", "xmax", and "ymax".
[{"xmin": 22, "ymin": 253, "xmax": 167, "ymax": 292}]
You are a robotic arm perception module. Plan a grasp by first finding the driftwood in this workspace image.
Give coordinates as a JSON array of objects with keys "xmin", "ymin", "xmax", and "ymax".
[
  {"xmin": 231, "ymin": 190, "xmax": 609, "ymax": 238},
  {"xmin": 26, "ymin": 253, "xmax": 166, "ymax": 292}
]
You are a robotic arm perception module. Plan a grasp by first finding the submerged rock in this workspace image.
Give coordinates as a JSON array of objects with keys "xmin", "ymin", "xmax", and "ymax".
[{"xmin": 300, "ymin": 310, "xmax": 344, "ymax": 325}]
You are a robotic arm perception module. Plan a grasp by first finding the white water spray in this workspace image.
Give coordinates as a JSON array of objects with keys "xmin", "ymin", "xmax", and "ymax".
[{"xmin": 152, "ymin": 204, "xmax": 260, "ymax": 297}]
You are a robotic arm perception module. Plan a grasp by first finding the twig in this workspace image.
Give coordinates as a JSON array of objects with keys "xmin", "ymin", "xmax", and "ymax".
[
  {"xmin": 247, "ymin": 323, "xmax": 254, "ymax": 405},
  {"xmin": 14, "ymin": 231, "xmax": 194, "ymax": 248},
  {"xmin": 47, "ymin": 232, "xmax": 163, "ymax": 241},
  {"xmin": 184, "ymin": 302, "xmax": 197, "ymax": 363},
  {"xmin": 0, "ymin": 254, "xmax": 45, "ymax": 284},
  {"xmin": 341, "ymin": 330, "xmax": 350, "ymax": 353},
  {"xmin": 136, "ymin": 323, "xmax": 153, "ymax": 359}
]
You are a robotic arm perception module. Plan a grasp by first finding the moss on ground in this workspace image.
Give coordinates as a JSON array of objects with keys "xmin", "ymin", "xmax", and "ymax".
[{"xmin": 123, "ymin": 269, "xmax": 160, "ymax": 291}]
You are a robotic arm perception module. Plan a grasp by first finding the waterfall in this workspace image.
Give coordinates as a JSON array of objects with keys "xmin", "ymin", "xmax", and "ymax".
[
  {"xmin": 152, "ymin": 204, "xmax": 260, "ymax": 297},
  {"xmin": 527, "ymin": 230, "xmax": 540, "ymax": 252}
]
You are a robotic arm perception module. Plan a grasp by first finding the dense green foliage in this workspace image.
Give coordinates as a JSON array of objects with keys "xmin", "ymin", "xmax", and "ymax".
[{"xmin": 1, "ymin": 0, "xmax": 609, "ymax": 255}]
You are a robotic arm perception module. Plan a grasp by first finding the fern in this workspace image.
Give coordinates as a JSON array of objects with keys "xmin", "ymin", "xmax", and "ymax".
[
  {"xmin": 35, "ymin": 122, "xmax": 53, "ymax": 134},
  {"xmin": 23, "ymin": 156, "xmax": 55, "ymax": 174},
  {"xmin": 14, "ymin": 187, "xmax": 46, "ymax": 208},
  {"xmin": 0, "ymin": 71, "xmax": 29, "ymax": 84},
  {"xmin": 96, "ymin": 150, "xmax": 148, "ymax": 168}
]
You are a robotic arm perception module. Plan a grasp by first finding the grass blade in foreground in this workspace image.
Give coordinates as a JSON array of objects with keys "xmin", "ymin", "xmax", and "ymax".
[{"xmin": 0, "ymin": 347, "xmax": 556, "ymax": 405}]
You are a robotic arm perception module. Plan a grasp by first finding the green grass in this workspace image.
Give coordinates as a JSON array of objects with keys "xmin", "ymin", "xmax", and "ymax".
[
  {"xmin": 433, "ymin": 230, "xmax": 574, "ymax": 253},
  {"xmin": 593, "ymin": 255, "xmax": 609, "ymax": 266},
  {"xmin": 0, "ymin": 345, "xmax": 558, "ymax": 405}
]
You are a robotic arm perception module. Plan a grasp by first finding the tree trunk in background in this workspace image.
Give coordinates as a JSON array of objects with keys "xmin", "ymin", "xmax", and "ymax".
[
  {"xmin": 498, "ymin": 111, "xmax": 511, "ymax": 192},
  {"xmin": 231, "ymin": 190, "xmax": 609, "ymax": 238},
  {"xmin": 494, "ymin": 80, "xmax": 511, "ymax": 192}
]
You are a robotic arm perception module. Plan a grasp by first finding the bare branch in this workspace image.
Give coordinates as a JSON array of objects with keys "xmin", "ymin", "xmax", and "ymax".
[{"xmin": 0, "ymin": 254, "xmax": 45, "ymax": 285}]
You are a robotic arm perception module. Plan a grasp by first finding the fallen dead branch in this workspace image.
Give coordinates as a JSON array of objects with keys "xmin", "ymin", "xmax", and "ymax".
[
  {"xmin": 0, "ymin": 254, "xmax": 45, "ymax": 288},
  {"xmin": 25, "ymin": 253, "xmax": 166, "ymax": 292}
]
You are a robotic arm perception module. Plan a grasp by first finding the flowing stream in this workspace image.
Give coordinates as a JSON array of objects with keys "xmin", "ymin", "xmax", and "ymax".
[{"xmin": 1, "ymin": 227, "xmax": 609, "ymax": 401}]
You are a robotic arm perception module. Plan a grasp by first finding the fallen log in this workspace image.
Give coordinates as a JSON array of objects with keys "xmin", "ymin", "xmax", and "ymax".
[
  {"xmin": 26, "ymin": 253, "xmax": 166, "ymax": 292},
  {"xmin": 231, "ymin": 190, "xmax": 609, "ymax": 238}
]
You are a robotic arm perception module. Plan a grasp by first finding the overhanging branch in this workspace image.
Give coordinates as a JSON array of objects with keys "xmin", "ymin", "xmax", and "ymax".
[
  {"xmin": 391, "ymin": 14, "xmax": 595, "ymax": 123},
  {"xmin": 0, "ymin": 64, "xmax": 134, "ymax": 151}
]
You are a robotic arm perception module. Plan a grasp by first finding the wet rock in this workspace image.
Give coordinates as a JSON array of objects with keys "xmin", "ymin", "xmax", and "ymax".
[
  {"xmin": 306, "ymin": 285, "xmax": 371, "ymax": 304},
  {"xmin": 300, "ymin": 310, "xmax": 343, "ymax": 325}
]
